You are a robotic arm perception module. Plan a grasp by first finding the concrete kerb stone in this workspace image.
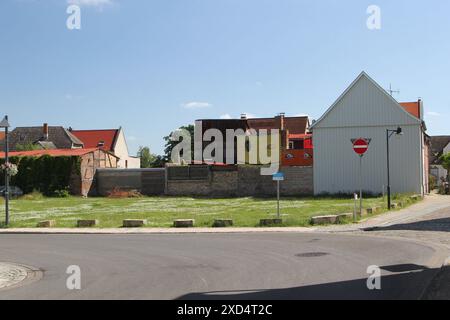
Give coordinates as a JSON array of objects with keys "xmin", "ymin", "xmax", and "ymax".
[
  {"xmin": 37, "ymin": 220, "xmax": 56, "ymax": 228},
  {"xmin": 174, "ymin": 219, "xmax": 195, "ymax": 228},
  {"xmin": 123, "ymin": 219, "xmax": 147, "ymax": 228}
]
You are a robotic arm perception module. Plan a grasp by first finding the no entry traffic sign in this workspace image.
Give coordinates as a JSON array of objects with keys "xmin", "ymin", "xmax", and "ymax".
[{"xmin": 353, "ymin": 138, "xmax": 369, "ymax": 156}]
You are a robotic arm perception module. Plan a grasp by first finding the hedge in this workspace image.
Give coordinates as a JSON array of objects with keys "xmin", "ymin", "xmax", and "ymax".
[{"xmin": 1, "ymin": 155, "xmax": 81, "ymax": 196}]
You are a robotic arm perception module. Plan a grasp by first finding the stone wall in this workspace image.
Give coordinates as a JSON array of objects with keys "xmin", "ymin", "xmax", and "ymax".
[
  {"xmin": 166, "ymin": 165, "xmax": 313, "ymax": 197},
  {"xmin": 97, "ymin": 168, "xmax": 165, "ymax": 196}
]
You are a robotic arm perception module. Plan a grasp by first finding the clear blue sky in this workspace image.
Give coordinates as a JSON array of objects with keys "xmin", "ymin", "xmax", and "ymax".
[{"xmin": 0, "ymin": 0, "xmax": 449, "ymax": 155}]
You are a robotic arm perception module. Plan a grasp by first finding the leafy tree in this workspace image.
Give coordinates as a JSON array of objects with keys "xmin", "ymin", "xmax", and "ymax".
[
  {"xmin": 137, "ymin": 146, "xmax": 157, "ymax": 168},
  {"xmin": 163, "ymin": 124, "xmax": 195, "ymax": 162},
  {"xmin": 440, "ymin": 153, "xmax": 450, "ymax": 181}
]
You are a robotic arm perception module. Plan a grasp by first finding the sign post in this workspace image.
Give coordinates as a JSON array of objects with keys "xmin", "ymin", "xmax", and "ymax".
[
  {"xmin": 352, "ymin": 138, "xmax": 370, "ymax": 217},
  {"xmin": 272, "ymin": 172, "xmax": 285, "ymax": 219}
]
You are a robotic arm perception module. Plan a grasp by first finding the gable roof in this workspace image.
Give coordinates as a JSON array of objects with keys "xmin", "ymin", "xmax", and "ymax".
[
  {"xmin": 399, "ymin": 101, "xmax": 421, "ymax": 119},
  {"xmin": 430, "ymin": 135, "xmax": 450, "ymax": 164},
  {"xmin": 310, "ymin": 71, "xmax": 421, "ymax": 129},
  {"xmin": 0, "ymin": 126, "xmax": 84, "ymax": 152},
  {"xmin": 0, "ymin": 147, "xmax": 119, "ymax": 159},
  {"xmin": 70, "ymin": 129, "xmax": 119, "ymax": 152}
]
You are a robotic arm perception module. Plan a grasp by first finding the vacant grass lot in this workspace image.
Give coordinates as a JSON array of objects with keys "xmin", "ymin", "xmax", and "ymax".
[{"xmin": 0, "ymin": 194, "xmax": 418, "ymax": 228}]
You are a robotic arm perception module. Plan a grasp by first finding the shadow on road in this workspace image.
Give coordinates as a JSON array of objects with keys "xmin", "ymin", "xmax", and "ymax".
[
  {"xmin": 367, "ymin": 218, "xmax": 450, "ymax": 233},
  {"xmin": 177, "ymin": 264, "xmax": 440, "ymax": 300}
]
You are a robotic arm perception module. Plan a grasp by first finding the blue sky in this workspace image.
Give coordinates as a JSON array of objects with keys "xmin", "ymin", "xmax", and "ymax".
[{"xmin": 0, "ymin": 0, "xmax": 449, "ymax": 154}]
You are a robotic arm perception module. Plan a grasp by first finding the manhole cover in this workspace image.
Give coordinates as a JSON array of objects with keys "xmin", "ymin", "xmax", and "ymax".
[
  {"xmin": 0, "ymin": 262, "xmax": 42, "ymax": 291},
  {"xmin": 296, "ymin": 252, "xmax": 329, "ymax": 258}
]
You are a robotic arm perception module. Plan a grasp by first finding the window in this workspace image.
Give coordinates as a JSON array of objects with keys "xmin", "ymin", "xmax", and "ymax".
[{"xmin": 289, "ymin": 139, "xmax": 304, "ymax": 150}]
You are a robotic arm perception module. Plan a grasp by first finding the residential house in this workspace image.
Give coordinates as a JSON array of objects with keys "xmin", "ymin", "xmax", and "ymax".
[
  {"xmin": 429, "ymin": 136, "xmax": 450, "ymax": 184},
  {"xmin": 310, "ymin": 71, "xmax": 429, "ymax": 196},
  {"xmin": 70, "ymin": 128, "xmax": 140, "ymax": 169},
  {"xmin": 0, "ymin": 123, "xmax": 84, "ymax": 151},
  {"xmin": 195, "ymin": 114, "xmax": 312, "ymax": 166}
]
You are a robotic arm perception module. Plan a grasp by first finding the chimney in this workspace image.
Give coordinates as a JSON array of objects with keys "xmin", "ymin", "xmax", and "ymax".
[
  {"xmin": 240, "ymin": 113, "xmax": 247, "ymax": 120},
  {"xmin": 275, "ymin": 112, "xmax": 285, "ymax": 130},
  {"xmin": 43, "ymin": 123, "xmax": 49, "ymax": 140}
]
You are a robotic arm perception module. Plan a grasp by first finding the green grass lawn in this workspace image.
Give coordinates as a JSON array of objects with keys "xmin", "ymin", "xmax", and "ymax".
[{"xmin": 0, "ymin": 194, "xmax": 419, "ymax": 228}]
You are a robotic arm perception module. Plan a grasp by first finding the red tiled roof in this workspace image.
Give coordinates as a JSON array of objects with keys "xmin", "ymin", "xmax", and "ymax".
[
  {"xmin": 400, "ymin": 101, "xmax": 421, "ymax": 119},
  {"xmin": 0, "ymin": 132, "xmax": 4, "ymax": 140},
  {"xmin": 0, "ymin": 148, "xmax": 102, "ymax": 158},
  {"xmin": 70, "ymin": 129, "xmax": 119, "ymax": 151},
  {"xmin": 288, "ymin": 134, "xmax": 312, "ymax": 139}
]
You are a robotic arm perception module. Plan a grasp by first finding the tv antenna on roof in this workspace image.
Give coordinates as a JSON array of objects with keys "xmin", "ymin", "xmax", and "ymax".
[{"xmin": 387, "ymin": 83, "xmax": 400, "ymax": 96}]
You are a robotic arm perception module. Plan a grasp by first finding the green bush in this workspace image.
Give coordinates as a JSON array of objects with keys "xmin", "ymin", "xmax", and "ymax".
[
  {"xmin": 1, "ymin": 156, "xmax": 81, "ymax": 196},
  {"xmin": 52, "ymin": 189, "xmax": 70, "ymax": 198}
]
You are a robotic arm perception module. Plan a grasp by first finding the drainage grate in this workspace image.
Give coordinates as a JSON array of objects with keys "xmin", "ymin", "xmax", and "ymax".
[{"xmin": 296, "ymin": 252, "xmax": 329, "ymax": 258}]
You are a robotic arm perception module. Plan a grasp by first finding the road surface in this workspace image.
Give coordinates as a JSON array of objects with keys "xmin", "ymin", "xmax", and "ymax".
[{"xmin": 0, "ymin": 233, "xmax": 443, "ymax": 300}]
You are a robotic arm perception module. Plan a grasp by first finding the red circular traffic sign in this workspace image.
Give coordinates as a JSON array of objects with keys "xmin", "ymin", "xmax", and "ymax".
[{"xmin": 353, "ymin": 138, "xmax": 369, "ymax": 155}]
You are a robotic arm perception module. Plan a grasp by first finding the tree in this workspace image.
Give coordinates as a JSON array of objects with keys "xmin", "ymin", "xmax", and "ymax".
[
  {"xmin": 163, "ymin": 124, "xmax": 195, "ymax": 162},
  {"xmin": 137, "ymin": 146, "xmax": 156, "ymax": 168},
  {"xmin": 137, "ymin": 147, "xmax": 167, "ymax": 168},
  {"xmin": 440, "ymin": 153, "xmax": 450, "ymax": 181}
]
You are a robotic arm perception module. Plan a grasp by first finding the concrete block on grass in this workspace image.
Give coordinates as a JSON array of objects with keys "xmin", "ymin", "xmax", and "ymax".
[
  {"xmin": 213, "ymin": 219, "xmax": 233, "ymax": 228},
  {"xmin": 37, "ymin": 220, "xmax": 56, "ymax": 228},
  {"xmin": 77, "ymin": 220, "xmax": 98, "ymax": 228},
  {"xmin": 123, "ymin": 219, "xmax": 147, "ymax": 228},
  {"xmin": 337, "ymin": 213, "xmax": 354, "ymax": 221},
  {"xmin": 260, "ymin": 219, "xmax": 283, "ymax": 226},
  {"xmin": 174, "ymin": 219, "xmax": 195, "ymax": 228},
  {"xmin": 311, "ymin": 215, "xmax": 339, "ymax": 225}
]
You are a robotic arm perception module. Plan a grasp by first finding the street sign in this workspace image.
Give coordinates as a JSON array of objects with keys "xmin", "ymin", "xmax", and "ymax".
[
  {"xmin": 353, "ymin": 138, "xmax": 369, "ymax": 155},
  {"xmin": 272, "ymin": 172, "xmax": 284, "ymax": 181}
]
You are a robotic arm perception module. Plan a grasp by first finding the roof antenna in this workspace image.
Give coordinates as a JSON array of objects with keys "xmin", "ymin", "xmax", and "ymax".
[{"xmin": 387, "ymin": 83, "xmax": 400, "ymax": 97}]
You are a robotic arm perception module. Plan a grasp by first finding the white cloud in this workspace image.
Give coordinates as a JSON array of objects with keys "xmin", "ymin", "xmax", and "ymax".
[
  {"xmin": 67, "ymin": 0, "xmax": 114, "ymax": 7},
  {"xmin": 426, "ymin": 111, "xmax": 441, "ymax": 117},
  {"xmin": 220, "ymin": 114, "xmax": 232, "ymax": 119},
  {"xmin": 182, "ymin": 101, "xmax": 212, "ymax": 109}
]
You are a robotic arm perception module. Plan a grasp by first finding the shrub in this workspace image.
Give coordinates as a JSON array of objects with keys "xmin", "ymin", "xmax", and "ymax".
[
  {"xmin": 1, "ymin": 156, "xmax": 80, "ymax": 196},
  {"xmin": 53, "ymin": 189, "xmax": 70, "ymax": 198}
]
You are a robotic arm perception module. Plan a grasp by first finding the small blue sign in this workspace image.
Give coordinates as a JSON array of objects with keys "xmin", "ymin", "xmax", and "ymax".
[{"xmin": 272, "ymin": 172, "xmax": 285, "ymax": 181}]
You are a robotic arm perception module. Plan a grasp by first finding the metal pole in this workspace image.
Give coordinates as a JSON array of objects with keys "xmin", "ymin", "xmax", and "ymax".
[
  {"xmin": 353, "ymin": 193, "xmax": 357, "ymax": 222},
  {"xmin": 277, "ymin": 180, "xmax": 280, "ymax": 219},
  {"xmin": 359, "ymin": 155, "xmax": 363, "ymax": 216},
  {"xmin": 5, "ymin": 124, "xmax": 9, "ymax": 226},
  {"xmin": 386, "ymin": 129, "xmax": 391, "ymax": 210}
]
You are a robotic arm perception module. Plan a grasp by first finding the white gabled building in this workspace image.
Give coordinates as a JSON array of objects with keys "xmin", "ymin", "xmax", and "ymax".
[{"xmin": 310, "ymin": 72, "xmax": 429, "ymax": 196}]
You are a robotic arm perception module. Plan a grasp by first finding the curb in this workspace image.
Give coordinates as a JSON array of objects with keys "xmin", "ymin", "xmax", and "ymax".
[{"xmin": 0, "ymin": 227, "xmax": 318, "ymax": 235}]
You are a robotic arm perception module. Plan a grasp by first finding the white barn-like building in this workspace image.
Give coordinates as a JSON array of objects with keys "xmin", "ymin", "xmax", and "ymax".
[{"xmin": 310, "ymin": 72, "xmax": 429, "ymax": 196}]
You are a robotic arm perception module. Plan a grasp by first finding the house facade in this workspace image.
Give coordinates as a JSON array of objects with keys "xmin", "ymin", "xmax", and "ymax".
[
  {"xmin": 70, "ymin": 127, "xmax": 140, "ymax": 169},
  {"xmin": 310, "ymin": 72, "xmax": 429, "ymax": 196},
  {"xmin": 195, "ymin": 114, "xmax": 313, "ymax": 167}
]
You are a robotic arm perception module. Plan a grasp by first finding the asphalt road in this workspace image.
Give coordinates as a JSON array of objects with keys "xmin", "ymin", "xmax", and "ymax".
[{"xmin": 0, "ymin": 233, "xmax": 442, "ymax": 300}]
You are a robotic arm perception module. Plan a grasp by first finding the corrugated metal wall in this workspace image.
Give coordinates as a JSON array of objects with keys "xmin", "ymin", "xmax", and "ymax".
[{"xmin": 313, "ymin": 73, "xmax": 423, "ymax": 195}]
